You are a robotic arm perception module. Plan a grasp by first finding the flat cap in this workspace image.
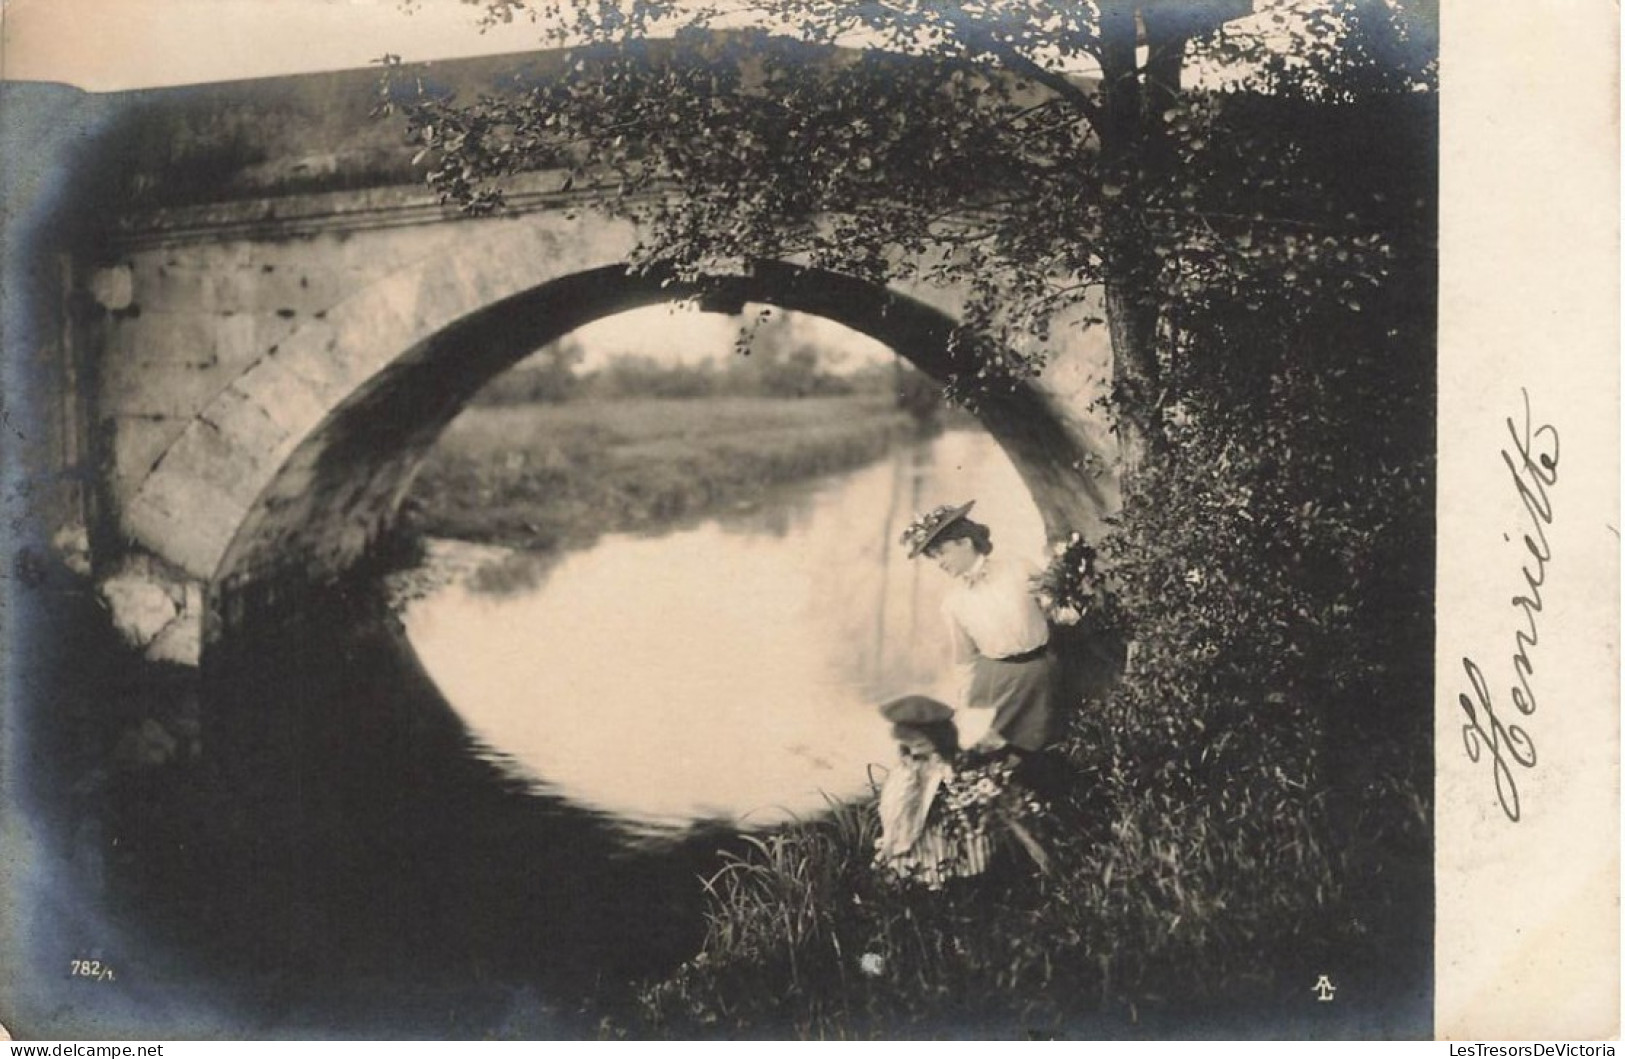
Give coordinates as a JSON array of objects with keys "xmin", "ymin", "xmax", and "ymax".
[{"xmin": 878, "ymin": 695, "xmax": 955, "ymax": 726}]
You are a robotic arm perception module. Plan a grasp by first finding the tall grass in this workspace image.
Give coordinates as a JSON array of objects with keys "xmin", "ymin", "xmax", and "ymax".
[
  {"xmin": 695, "ymin": 802, "xmax": 881, "ymax": 988},
  {"xmin": 628, "ymin": 691, "xmax": 1427, "ymax": 1039}
]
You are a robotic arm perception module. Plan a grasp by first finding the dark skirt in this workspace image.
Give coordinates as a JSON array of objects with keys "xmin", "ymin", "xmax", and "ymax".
[{"xmin": 966, "ymin": 645, "xmax": 1062, "ymax": 752}]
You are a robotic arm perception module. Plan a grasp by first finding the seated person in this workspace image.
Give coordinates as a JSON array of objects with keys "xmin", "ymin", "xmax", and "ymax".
[{"xmin": 872, "ymin": 695, "xmax": 996, "ymax": 889}]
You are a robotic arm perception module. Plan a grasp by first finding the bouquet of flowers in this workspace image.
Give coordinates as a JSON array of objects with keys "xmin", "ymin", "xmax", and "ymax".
[
  {"xmin": 1030, "ymin": 531, "xmax": 1115, "ymax": 628},
  {"xmin": 932, "ymin": 752, "xmax": 1051, "ymax": 873}
]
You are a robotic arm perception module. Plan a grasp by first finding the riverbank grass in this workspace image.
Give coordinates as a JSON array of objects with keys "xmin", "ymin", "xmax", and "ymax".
[
  {"xmin": 406, "ymin": 395, "xmax": 926, "ymax": 547},
  {"xmin": 628, "ymin": 688, "xmax": 1428, "ymax": 1039}
]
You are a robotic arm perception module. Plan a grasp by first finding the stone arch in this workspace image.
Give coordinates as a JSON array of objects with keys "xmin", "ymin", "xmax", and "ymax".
[{"xmin": 116, "ymin": 214, "xmax": 1115, "ymax": 653}]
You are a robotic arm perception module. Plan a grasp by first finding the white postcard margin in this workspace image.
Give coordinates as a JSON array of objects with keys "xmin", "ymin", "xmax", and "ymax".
[{"xmin": 1435, "ymin": 0, "xmax": 1620, "ymax": 1040}]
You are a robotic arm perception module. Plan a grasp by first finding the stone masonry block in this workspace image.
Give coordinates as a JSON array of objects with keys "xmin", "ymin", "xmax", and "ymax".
[
  {"xmin": 146, "ymin": 610, "xmax": 202, "ymax": 666},
  {"xmin": 110, "ymin": 305, "xmax": 300, "ymax": 367},
  {"xmin": 98, "ymin": 567, "xmax": 179, "ymax": 649},
  {"xmin": 132, "ymin": 244, "xmax": 357, "ymax": 314},
  {"xmin": 212, "ymin": 313, "xmax": 261, "ymax": 369},
  {"xmin": 109, "ymin": 416, "xmax": 189, "ymax": 508},
  {"xmin": 544, "ymin": 212, "xmax": 638, "ymax": 275},
  {"xmin": 408, "ymin": 261, "xmax": 490, "ymax": 338},
  {"xmin": 93, "ymin": 551, "xmax": 206, "ymax": 665},
  {"xmin": 264, "ymin": 322, "xmax": 363, "ymax": 409},
  {"xmin": 890, "ymin": 273, "xmax": 968, "ymax": 320},
  {"xmin": 324, "ymin": 279, "xmax": 418, "ymax": 378},
  {"xmin": 227, "ymin": 353, "xmax": 333, "ymax": 444},
  {"xmin": 127, "ymin": 257, "xmax": 223, "ymax": 314},
  {"xmin": 124, "ymin": 463, "xmax": 250, "ymax": 580},
  {"xmin": 151, "ymin": 417, "xmax": 274, "ymax": 516},
  {"xmin": 204, "ymin": 264, "xmax": 344, "ymax": 316},
  {"xmin": 201, "ymin": 385, "xmax": 296, "ymax": 476},
  {"xmin": 318, "ymin": 227, "xmax": 423, "ymax": 271},
  {"xmin": 211, "ymin": 312, "xmax": 302, "ymax": 372},
  {"xmin": 107, "ymin": 310, "xmax": 223, "ymax": 369},
  {"xmin": 127, "ymin": 257, "xmax": 203, "ymax": 312},
  {"xmin": 102, "ymin": 357, "xmax": 228, "ymax": 420}
]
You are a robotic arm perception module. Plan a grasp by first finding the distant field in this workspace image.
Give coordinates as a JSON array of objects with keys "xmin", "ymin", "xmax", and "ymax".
[{"xmin": 405, "ymin": 395, "xmax": 926, "ymax": 548}]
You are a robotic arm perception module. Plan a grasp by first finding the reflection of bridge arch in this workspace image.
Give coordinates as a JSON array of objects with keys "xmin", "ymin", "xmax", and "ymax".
[{"xmin": 108, "ymin": 213, "xmax": 1111, "ymax": 651}]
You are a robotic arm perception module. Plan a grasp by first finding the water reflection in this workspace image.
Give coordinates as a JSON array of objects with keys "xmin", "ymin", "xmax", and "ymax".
[{"xmin": 399, "ymin": 429, "xmax": 1046, "ymax": 831}]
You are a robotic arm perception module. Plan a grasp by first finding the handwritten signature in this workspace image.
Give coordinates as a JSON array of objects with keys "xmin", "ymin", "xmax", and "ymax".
[{"xmin": 1457, "ymin": 388, "xmax": 1559, "ymax": 823}]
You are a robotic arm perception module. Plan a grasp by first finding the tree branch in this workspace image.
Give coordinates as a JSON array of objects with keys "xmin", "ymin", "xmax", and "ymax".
[{"xmin": 921, "ymin": 4, "xmax": 1106, "ymax": 135}]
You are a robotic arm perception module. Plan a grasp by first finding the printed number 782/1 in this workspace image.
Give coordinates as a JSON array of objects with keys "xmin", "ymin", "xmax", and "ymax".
[{"xmin": 70, "ymin": 960, "xmax": 115, "ymax": 981}]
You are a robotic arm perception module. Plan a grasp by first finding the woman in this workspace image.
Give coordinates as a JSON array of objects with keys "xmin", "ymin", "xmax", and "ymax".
[
  {"xmin": 900, "ymin": 501, "xmax": 1062, "ymax": 756},
  {"xmin": 872, "ymin": 695, "xmax": 994, "ymax": 888}
]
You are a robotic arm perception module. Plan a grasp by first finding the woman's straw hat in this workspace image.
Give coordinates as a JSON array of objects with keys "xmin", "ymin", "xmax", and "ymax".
[{"xmin": 899, "ymin": 500, "xmax": 976, "ymax": 558}]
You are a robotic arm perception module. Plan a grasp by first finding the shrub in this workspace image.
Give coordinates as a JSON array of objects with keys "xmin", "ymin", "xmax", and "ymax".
[{"xmin": 628, "ymin": 252, "xmax": 1433, "ymax": 1038}]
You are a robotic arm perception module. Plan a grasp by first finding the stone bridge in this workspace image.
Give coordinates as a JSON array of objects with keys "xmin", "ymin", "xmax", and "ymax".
[{"xmin": 3, "ymin": 49, "xmax": 1117, "ymax": 669}]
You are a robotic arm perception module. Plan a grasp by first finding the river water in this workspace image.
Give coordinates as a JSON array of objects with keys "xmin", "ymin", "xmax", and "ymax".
[
  {"xmin": 41, "ymin": 426, "xmax": 1050, "ymax": 1034},
  {"xmin": 394, "ymin": 427, "xmax": 1046, "ymax": 834}
]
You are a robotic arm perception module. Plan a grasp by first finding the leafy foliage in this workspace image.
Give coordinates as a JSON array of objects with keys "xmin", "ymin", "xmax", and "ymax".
[{"xmin": 382, "ymin": 0, "xmax": 1435, "ymax": 448}]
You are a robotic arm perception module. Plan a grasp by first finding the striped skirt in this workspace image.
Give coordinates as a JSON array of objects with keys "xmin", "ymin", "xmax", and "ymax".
[{"xmin": 881, "ymin": 824, "xmax": 995, "ymax": 889}]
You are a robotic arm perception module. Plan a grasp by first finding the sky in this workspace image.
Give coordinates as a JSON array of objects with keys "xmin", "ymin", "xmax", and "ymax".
[
  {"xmin": 5, "ymin": 0, "xmax": 1310, "ymax": 98},
  {"xmin": 0, "ymin": 0, "xmax": 1122, "ymax": 92},
  {"xmin": 560, "ymin": 303, "xmax": 893, "ymax": 374},
  {"xmin": 0, "ymin": 0, "xmax": 553, "ymax": 90}
]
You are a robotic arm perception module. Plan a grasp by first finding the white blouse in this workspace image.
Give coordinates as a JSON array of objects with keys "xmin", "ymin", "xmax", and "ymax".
[{"xmin": 941, "ymin": 553, "xmax": 1050, "ymax": 662}]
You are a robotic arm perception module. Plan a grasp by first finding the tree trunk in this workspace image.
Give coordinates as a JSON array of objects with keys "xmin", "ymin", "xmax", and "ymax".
[
  {"xmin": 1104, "ymin": 264, "xmax": 1164, "ymax": 471},
  {"xmin": 1094, "ymin": 4, "xmax": 1170, "ymax": 472}
]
